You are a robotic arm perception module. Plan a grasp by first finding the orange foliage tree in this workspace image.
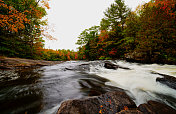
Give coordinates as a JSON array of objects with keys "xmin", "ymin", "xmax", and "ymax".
[
  {"xmin": 0, "ymin": 0, "xmax": 56, "ymax": 59},
  {"xmin": 0, "ymin": 0, "xmax": 30, "ymax": 32}
]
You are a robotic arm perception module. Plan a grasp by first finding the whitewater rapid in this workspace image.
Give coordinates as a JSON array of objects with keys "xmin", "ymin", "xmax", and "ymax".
[
  {"xmin": 1, "ymin": 60, "xmax": 176, "ymax": 113},
  {"xmin": 89, "ymin": 60, "xmax": 176, "ymax": 109}
]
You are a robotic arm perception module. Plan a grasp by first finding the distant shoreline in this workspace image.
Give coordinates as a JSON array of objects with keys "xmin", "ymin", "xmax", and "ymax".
[{"xmin": 0, "ymin": 56, "xmax": 63, "ymax": 70}]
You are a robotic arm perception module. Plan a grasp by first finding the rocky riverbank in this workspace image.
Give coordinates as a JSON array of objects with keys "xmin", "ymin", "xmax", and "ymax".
[
  {"xmin": 0, "ymin": 56, "xmax": 62, "ymax": 70},
  {"xmin": 57, "ymin": 91, "xmax": 176, "ymax": 114}
]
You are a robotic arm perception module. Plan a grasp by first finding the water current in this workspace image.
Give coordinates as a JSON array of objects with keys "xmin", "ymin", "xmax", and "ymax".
[{"xmin": 0, "ymin": 60, "xmax": 176, "ymax": 114}]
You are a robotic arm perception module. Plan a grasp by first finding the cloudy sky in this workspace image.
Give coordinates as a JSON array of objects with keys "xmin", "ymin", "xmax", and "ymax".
[{"xmin": 44, "ymin": 0, "xmax": 150, "ymax": 51}]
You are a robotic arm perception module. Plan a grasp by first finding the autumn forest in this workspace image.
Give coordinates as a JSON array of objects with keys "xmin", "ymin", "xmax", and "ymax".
[{"xmin": 0, "ymin": 0, "xmax": 176, "ymax": 64}]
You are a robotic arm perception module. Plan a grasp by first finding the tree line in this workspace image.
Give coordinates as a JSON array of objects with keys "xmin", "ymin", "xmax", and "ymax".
[
  {"xmin": 0, "ymin": 0, "xmax": 79, "ymax": 61},
  {"xmin": 1, "ymin": 0, "xmax": 175, "ymax": 63},
  {"xmin": 76, "ymin": 0, "xmax": 176, "ymax": 64},
  {"xmin": 0, "ymin": 0, "xmax": 48, "ymax": 59}
]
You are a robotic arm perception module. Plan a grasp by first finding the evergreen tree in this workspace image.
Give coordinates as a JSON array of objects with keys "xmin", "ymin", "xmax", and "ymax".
[{"xmin": 101, "ymin": 0, "xmax": 129, "ymax": 31}]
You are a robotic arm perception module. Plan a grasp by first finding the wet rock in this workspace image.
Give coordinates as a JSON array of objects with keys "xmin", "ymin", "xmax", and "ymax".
[
  {"xmin": 138, "ymin": 101, "xmax": 176, "ymax": 114},
  {"xmin": 57, "ymin": 91, "xmax": 137, "ymax": 114},
  {"xmin": 78, "ymin": 78, "xmax": 124, "ymax": 96},
  {"xmin": 77, "ymin": 63, "xmax": 90, "ymax": 71},
  {"xmin": 104, "ymin": 61, "xmax": 119, "ymax": 70},
  {"xmin": 78, "ymin": 63, "xmax": 89, "ymax": 66},
  {"xmin": 152, "ymin": 72, "xmax": 176, "ymax": 90},
  {"xmin": 104, "ymin": 61, "xmax": 130, "ymax": 70},
  {"xmin": 156, "ymin": 77, "xmax": 176, "ymax": 90}
]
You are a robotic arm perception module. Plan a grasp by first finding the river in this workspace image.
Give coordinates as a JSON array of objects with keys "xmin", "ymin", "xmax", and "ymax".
[{"xmin": 0, "ymin": 60, "xmax": 176, "ymax": 114}]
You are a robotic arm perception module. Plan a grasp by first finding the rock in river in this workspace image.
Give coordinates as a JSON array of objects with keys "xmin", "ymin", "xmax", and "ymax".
[
  {"xmin": 104, "ymin": 61, "xmax": 130, "ymax": 70},
  {"xmin": 152, "ymin": 72, "xmax": 176, "ymax": 90},
  {"xmin": 104, "ymin": 61, "xmax": 119, "ymax": 70},
  {"xmin": 57, "ymin": 91, "xmax": 136, "ymax": 114},
  {"xmin": 57, "ymin": 91, "xmax": 176, "ymax": 114},
  {"xmin": 138, "ymin": 100, "xmax": 176, "ymax": 114}
]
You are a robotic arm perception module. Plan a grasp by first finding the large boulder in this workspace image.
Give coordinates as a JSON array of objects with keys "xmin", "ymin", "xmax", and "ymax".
[
  {"xmin": 138, "ymin": 100, "xmax": 176, "ymax": 114},
  {"xmin": 57, "ymin": 91, "xmax": 137, "ymax": 114},
  {"xmin": 118, "ymin": 100, "xmax": 176, "ymax": 114},
  {"xmin": 57, "ymin": 91, "xmax": 176, "ymax": 114}
]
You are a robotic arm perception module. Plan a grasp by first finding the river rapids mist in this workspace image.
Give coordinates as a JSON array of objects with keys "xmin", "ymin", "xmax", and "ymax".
[{"xmin": 0, "ymin": 60, "xmax": 176, "ymax": 113}]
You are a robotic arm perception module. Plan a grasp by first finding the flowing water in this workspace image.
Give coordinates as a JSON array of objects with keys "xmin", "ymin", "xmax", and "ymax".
[{"xmin": 0, "ymin": 60, "xmax": 176, "ymax": 114}]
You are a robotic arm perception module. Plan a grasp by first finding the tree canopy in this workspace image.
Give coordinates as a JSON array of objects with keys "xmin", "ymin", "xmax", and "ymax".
[
  {"xmin": 76, "ymin": 0, "xmax": 176, "ymax": 64},
  {"xmin": 100, "ymin": 0, "xmax": 130, "ymax": 31},
  {"xmin": 0, "ymin": 0, "xmax": 51, "ymax": 59}
]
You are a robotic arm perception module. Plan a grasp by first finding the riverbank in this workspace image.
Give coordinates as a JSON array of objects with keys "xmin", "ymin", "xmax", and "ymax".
[{"xmin": 0, "ymin": 56, "xmax": 63, "ymax": 70}]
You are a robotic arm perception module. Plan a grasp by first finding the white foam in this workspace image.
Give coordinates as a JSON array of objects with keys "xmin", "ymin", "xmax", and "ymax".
[{"xmin": 90, "ymin": 61, "xmax": 176, "ymax": 106}]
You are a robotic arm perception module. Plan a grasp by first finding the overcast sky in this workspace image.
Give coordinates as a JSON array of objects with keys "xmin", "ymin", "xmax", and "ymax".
[{"xmin": 44, "ymin": 0, "xmax": 150, "ymax": 51}]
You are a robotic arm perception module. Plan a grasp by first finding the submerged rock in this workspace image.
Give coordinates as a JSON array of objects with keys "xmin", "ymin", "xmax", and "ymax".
[
  {"xmin": 104, "ymin": 61, "xmax": 130, "ymax": 70},
  {"xmin": 156, "ymin": 77, "xmax": 176, "ymax": 90},
  {"xmin": 138, "ymin": 100, "xmax": 176, "ymax": 114},
  {"xmin": 57, "ymin": 91, "xmax": 136, "ymax": 114},
  {"xmin": 152, "ymin": 72, "xmax": 176, "ymax": 90},
  {"xmin": 78, "ymin": 78, "xmax": 124, "ymax": 96}
]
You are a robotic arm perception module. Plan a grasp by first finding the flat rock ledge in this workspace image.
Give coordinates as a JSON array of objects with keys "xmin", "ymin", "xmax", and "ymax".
[
  {"xmin": 57, "ymin": 91, "xmax": 176, "ymax": 114},
  {"xmin": 0, "ymin": 57, "xmax": 62, "ymax": 70}
]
